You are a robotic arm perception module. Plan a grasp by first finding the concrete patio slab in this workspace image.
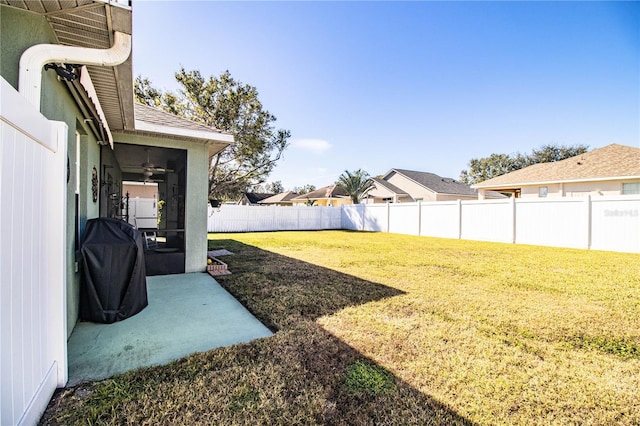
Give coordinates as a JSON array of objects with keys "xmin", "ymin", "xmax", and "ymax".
[{"xmin": 67, "ymin": 272, "xmax": 272, "ymax": 386}]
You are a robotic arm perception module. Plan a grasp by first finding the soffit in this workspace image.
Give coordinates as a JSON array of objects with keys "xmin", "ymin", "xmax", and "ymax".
[{"xmin": 1, "ymin": 0, "xmax": 134, "ymax": 130}]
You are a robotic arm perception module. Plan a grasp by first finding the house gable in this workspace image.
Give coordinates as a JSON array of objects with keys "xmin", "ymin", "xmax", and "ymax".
[
  {"xmin": 291, "ymin": 185, "xmax": 351, "ymax": 206},
  {"xmin": 472, "ymin": 144, "xmax": 640, "ymax": 198},
  {"xmin": 382, "ymin": 169, "xmax": 477, "ymax": 201}
]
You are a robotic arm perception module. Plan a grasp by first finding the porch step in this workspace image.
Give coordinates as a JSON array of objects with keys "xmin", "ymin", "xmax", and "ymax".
[{"xmin": 207, "ymin": 256, "xmax": 231, "ymax": 276}]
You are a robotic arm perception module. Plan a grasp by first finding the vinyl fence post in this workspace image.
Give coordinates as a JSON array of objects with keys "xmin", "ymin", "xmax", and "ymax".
[
  {"xmin": 457, "ymin": 199, "xmax": 462, "ymax": 239},
  {"xmin": 511, "ymin": 196, "xmax": 517, "ymax": 244},
  {"xmin": 417, "ymin": 200, "xmax": 422, "ymax": 236},
  {"xmin": 387, "ymin": 202, "xmax": 391, "ymax": 233},
  {"xmin": 585, "ymin": 194, "xmax": 592, "ymax": 250}
]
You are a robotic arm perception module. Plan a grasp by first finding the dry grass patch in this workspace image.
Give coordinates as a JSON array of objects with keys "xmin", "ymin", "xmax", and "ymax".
[{"xmin": 41, "ymin": 231, "xmax": 639, "ymax": 425}]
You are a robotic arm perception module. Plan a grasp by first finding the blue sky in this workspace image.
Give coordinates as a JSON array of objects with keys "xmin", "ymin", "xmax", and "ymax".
[{"xmin": 132, "ymin": 1, "xmax": 639, "ymax": 190}]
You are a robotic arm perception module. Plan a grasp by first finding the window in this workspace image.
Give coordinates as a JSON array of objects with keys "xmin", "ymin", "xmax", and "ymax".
[
  {"xmin": 538, "ymin": 186, "xmax": 548, "ymax": 198},
  {"xmin": 622, "ymin": 183, "xmax": 640, "ymax": 195}
]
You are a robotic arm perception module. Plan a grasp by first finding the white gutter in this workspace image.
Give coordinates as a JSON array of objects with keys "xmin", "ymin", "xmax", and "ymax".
[
  {"xmin": 79, "ymin": 65, "xmax": 113, "ymax": 148},
  {"xmin": 18, "ymin": 31, "xmax": 132, "ymax": 111}
]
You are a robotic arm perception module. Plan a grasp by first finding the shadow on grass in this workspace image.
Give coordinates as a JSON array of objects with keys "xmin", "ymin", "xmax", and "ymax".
[
  {"xmin": 40, "ymin": 239, "xmax": 475, "ymax": 425},
  {"xmin": 207, "ymin": 238, "xmax": 476, "ymax": 425}
]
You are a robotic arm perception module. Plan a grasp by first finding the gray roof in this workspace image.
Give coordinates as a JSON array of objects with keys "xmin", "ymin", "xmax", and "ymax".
[
  {"xmin": 242, "ymin": 193, "xmax": 275, "ymax": 204},
  {"xmin": 370, "ymin": 177, "xmax": 409, "ymax": 195},
  {"xmin": 134, "ymin": 103, "xmax": 226, "ymax": 134},
  {"xmin": 389, "ymin": 169, "xmax": 478, "ymax": 196},
  {"xmin": 473, "ymin": 144, "xmax": 640, "ymax": 188},
  {"xmin": 258, "ymin": 191, "xmax": 298, "ymax": 204}
]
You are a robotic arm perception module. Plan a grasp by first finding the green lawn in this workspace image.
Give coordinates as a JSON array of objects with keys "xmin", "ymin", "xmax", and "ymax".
[{"xmin": 42, "ymin": 231, "xmax": 640, "ymax": 425}]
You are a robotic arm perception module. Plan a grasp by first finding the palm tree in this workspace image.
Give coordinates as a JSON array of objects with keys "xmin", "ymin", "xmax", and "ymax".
[{"xmin": 337, "ymin": 169, "xmax": 375, "ymax": 204}]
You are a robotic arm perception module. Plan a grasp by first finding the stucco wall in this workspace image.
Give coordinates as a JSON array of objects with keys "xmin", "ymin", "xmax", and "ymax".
[
  {"xmin": 386, "ymin": 172, "xmax": 437, "ymax": 201},
  {"xmin": 1, "ymin": 6, "xmax": 103, "ymax": 337},
  {"xmin": 292, "ymin": 198, "xmax": 352, "ymax": 207},
  {"xmin": 113, "ymin": 133, "xmax": 211, "ymax": 274},
  {"xmin": 435, "ymin": 193, "xmax": 478, "ymax": 201},
  {"xmin": 520, "ymin": 179, "xmax": 640, "ymax": 198}
]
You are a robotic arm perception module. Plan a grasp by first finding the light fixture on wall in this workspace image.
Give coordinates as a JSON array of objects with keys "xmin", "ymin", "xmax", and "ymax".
[{"xmin": 44, "ymin": 63, "xmax": 79, "ymax": 81}]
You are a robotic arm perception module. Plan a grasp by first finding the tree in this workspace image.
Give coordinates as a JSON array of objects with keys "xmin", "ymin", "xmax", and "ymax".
[
  {"xmin": 251, "ymin": 181, "xmax": 284, "ymax": 194},
  {"xmin": 336, "ymin": 169, "xmax": 375, "ymax": 204},
  {"xmin": 134, "ymin": 70, "xmax": 290, "ymax": 201},
  {"xmin": 293, "ymin": 184, "xmax": 316, "ymax": 195},
  {"xmin": 460, "ymin": 143, "xmax": 589, "ymax": 185},
  {"xmin": 134, "ymin": 76, "xmax": 162, "ymax": 107}
]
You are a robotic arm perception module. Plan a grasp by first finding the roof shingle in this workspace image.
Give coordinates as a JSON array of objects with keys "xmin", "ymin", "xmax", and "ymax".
[
  {"xmin": 292, "ymin": 185, "xmax": 349, "ymax": 200},
  {"xmin": 473, "ymin": 144, "xmax": 640, "ymax": 188},
  {"xmin": 134, "ymin": 103, "xmax": 226, "ymax": 134},
  {"xmin": 390, "ymin": 169, "xmax": 478, "ymax": 196}
]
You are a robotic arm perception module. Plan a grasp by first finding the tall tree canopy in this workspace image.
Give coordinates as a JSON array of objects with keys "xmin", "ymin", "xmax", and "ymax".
[
  {"xmin": 459, "ymin": 143, "xmax": 589, "ymax": 185},
  {"xmin": 134, "ymin": 70, "xmax": 290, "ymax": 201},
  {"xmin": 293, "ymin": 184, "xmax": 316, "ymax": 195},
  {"xmin": 337, "ymin": 169, "xmax": 375, "ymax": 204}
]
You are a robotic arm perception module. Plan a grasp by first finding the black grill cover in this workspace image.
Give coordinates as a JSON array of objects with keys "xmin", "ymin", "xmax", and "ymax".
[{"xmin": 80, "ymin": 218, "xmax": 148, "ymax": 323}]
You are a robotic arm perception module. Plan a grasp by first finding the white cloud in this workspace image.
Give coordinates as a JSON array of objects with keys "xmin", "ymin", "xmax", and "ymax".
[{"xmin": 291, "ymin": 138, "xmax": 332, "ymax": 154}]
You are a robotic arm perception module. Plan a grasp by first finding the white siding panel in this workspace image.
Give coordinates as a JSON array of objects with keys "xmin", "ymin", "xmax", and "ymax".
[
  {"xmin": 461, "ymin": 200, "xmax": 513, "ymax": 243},
  {"xmin": 363, "ymin": 204, "xmax": 387, "ymax": 232},
  {"xmin": 388, "ymin": 203, "xmax": 420, "ymax": 235},
  {"xmin": 590, "ymin": 197, "xmax": 640, "ymax": 253},
  {"xmin": 207, "ymin": 196, "xmax": 639, "ymax": 254},
  {"xmin": 421, "ymin": 201, "xmax": 460, "ymax": 238},
  {"xmin": 208, "ymin": 205, "xmax": 343, "ymax": 233},
  {"xmin": 341, "ymin": 205, "xmax": 362, "ymax": 230},
  {"xmin": 1, "ymin": 78, "xmax": 67, "ymax": 426},
  {"xmin": 516, "ymin": 198, "xmax": 587, "ymax": 249}
]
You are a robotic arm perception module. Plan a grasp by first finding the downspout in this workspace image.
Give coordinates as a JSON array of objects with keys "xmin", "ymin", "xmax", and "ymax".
[{"xmin": 18, "ymin": 31, "xmax": 132, "ymax": 111}]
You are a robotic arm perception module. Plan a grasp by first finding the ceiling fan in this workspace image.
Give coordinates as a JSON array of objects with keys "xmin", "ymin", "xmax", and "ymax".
[{"xmin": 139, "ymin": 148, "xmax": 173, "ymax": 182}]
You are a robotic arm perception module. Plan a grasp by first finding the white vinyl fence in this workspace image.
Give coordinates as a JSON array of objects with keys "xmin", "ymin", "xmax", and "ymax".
[
  {"xmin": 209, "ymin": 196, "xmax": 639, "ymax": 253},
  {"xmin": 1, "ymin": 78, "xmax": 68, "ymax": 425},
  {"xmin": 208, "ymin": 205, "xmax": 342, "ymax": 232}
]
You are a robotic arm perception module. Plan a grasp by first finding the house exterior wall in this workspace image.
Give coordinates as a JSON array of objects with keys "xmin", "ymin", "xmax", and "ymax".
[
  {"xmin": 292, "ymin": 198, "xmax": 352, "ymax": 207},
  {"xmin": 113, "ymin": 133, "xmax": 211, "ymax": 273},
  {"xmin": 519, "ymin": 178, "xmax": 640, "ymax": 198},
  {"xmin": 366, "ymin": 184, "xmax": 414, "ymax": 204},
  {"xmin": 385, "ymin": 172, "xmax": 437, "ymax": 201},
  {"xmin": 1, "ymin": 6, "xmax": 102, "ymax": 338},
  {"xmin": 434, "ymin": 193, "xmax": 478, "ymax": 201}
]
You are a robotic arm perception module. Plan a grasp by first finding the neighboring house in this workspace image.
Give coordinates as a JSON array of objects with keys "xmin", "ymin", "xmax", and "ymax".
[
  {"xmin": 1, "ymin": 2, "xmax": 233, "ymax": 424},
  {"xmin": 292, "ymin": 184, "xmax": 352, "ymax": 207},
  {"xmin": 472, "ymin": 144, "xmax": 640, "ymax": 199},
  {"xmin": 258, "ymin": 191, "xmax": 298, "ymax": 206},
  {"xmin": 367, "ymin": 169, "xmax": 480, "ymax": 203},
  {"xmin": 238, "ymin": 192, "xmax": 275, "ymax": 205}
]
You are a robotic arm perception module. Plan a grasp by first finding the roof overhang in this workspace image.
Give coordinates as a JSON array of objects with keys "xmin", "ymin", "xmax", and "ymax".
[
  {"xmin": 3, "ymin": 0, "xmax": 134, "ymax": 131},
  {"xmin": 130, "ymin": 120, "xmax": 234, "ymax": 158}
]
